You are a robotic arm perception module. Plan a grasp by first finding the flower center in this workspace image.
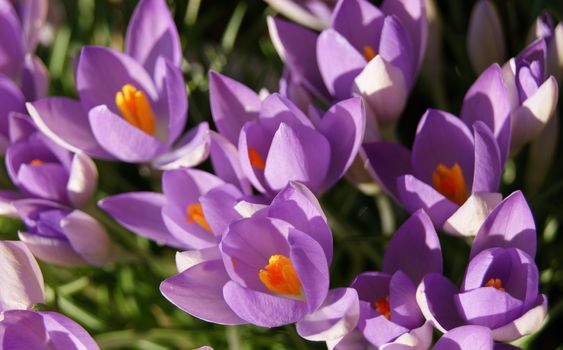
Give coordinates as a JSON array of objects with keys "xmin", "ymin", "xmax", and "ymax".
[
  {"xmin": 248, "ymin": 147, "xmax": 266, "ymax": 170},
  {"xmin": 30, "ymin": 159, "xmax": 44, "ymax": 166},
  {"xmin": 185, "ymin": 203, "xmax": 212, "ymax": 233},
  {"xmin": 115, "ymin": 84, "xmax": 156, "ymax": 135},
  {"xmin": 373, "ymin": 296, "xmax": 391, "ymax": 320},
  {"xmin": 431, "ymin": 162, "xmax": 467, "ymax": 205},
  {"xmin": 259, "ymin": 255, "xmax": 302, "ymax": 296},
  {"xmin": 363, "ymin": 45, "xmax": 376, "ymax": 61},
  {"xmin": 484, "ymin": 278, "xmax": 505, "ymax": 292}
]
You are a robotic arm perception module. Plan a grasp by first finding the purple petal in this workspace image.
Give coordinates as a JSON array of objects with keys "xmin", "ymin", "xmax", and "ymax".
[
  {"xmin": 18, "ymin": 231, "xmax": 87, "ymax": 266},
  {"xmin": 125, "ymin": 0, "xmax": 182, "ymax": 75},
  {"xmin": 434, "ymin": 325, "xmax": 494, "ymax": 350},
  {"xmin": 378, "ymin": 15, "xmax": 415, "ymax": 87},
  {"xmin": 471, "ymin": 191, "xmax": 536, "ymax": 259},
  {"xmin": 17, "ymin": 163, "xmax": 68, "ymax": 203},
  {"xmin": 0, "ymin": 2, "xmax": 24, "ymax": 78},
  {"xmin": 0, "ymin": 190, "xmax": 26, "ymax": 218},
  {"xmin": 351, "ymin": 271, "xmax": 391, "ymax": 302},
  {"xmin": 318, "ymin": 97, "xmax": 366, "ymax": 188},
  {"xmin": 42, "ymin": 311, "xmax": 100, "ymax": 349},
  {"xmin": 209, "ymin": 131, "xmax": 252, "ymax": 195},
  {"xmin": 27, "ymin": 97, "xmax": 113, "ymax": 159},
  {"xmin": 0, "ymin": 76, "xmax": 25, "ymax": 137},
  {"xmin": 467, "ymin": 0, "xmax": 506, "ymax": 73},
  {"xmin": 162, "ymin": 168, "xmax": 225, "ymax": 209},
  {"xmin": 8, "ymin": 112, "xmax": 36, "ymax": 143},
  {"xmin": 153, "ymin": 57, "xmax": 187, "ymax": 144},
  {"xmin": 491, "ymin": 295, "xmax": 547, "ymax": 341},
  {"xmin": 416, "ymin": 273, "xmax": 463, "ymax": 332},
  {"xmin": 331, "ymin": 0, "xmax": 384, "ymax": 53},
  {"xmin": 0, "ymin": 241, "xmax": 44, "ymax": 312},
  {"xmin": 209, "ymin": 71, "xmax": 261, "ymax": 145},
  {"xmin": 200, "ymin": 184, "xmax": 243, "ymax": 238},
  {"xmin": 381, "ymin": 0, "xmax": 427, "ymax": 70},
  {"xmin": 361, "ymin": 312, "xmax": 408, "ymax": 346},
  {"xmin": 21, "ymin": 54, "xmax": 49, "ymax": 101},
  {"xmin": 363, "ymin": 141, "xmax": 412, "ymax": 200},
  {"xmin": 267, "ymin": 16, "xmax": 330, "ymax": 101},
  {"xmin": 389, "ymin": 271, "xmax": 424, "ymax": 329},
  {"xmin": 160, "ymin": 259, "xmax": 246, "ymax": 325},
  {"xmin": 396, "ymin": 175, "xmax": 459, "ymax": 228},
  {"xmin": 454, "ymin": 287, "xmax": 523, "ymax": 329},
  {"xmin": 98, "ymin": 192, "xmax": 186, "ymax": 249},
  {"xmin": 316, "ymin": 29, "xmax": 365, "ymax": 100},
  {"xmin": 412, "ymin": 109, "xmax": 474, "ymax": 189},
  {"xmin": 238, "ymin": 122, "xmax": 270, "ymax": 193},
  {"xmin": 88, "ymin": 105, "xmax": 167, "ymax": 162},
  {"xmin": 76, "ymin": 46, "xmax": 157, "ymax": 113},
  {"xmin": 296, "ymin": 288, "xmax": 360, "ymax": 341},
  {"xmin": 460, "ymin": 64, "xmax": 511, "ymax": 164},
  {"xmin": 152, "ymin": 122, "xmax": 211, "ymax": 170},
  {"xmin": 472, "ymin": 121, "xmax": 501, "ymax": 193},
  {"xmin": 259, "ymin": 93, "xmax": 313, "ymax": 127},
  {"xmin": 383, "ymin": 209, "xmax": 442, "ymax": 284},
  {"xmin": 264, "ymin": 122, "xmax": 330, "ymax": 193}
]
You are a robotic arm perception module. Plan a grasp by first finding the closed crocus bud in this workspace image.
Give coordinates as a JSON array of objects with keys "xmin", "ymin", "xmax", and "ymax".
[
  {"xmin": 0, "ymin": 310, "xmax": 100, "ymax": 350},
  {"xmin": 264, "ymin": 0, "xmax": 334, "ymax": 30},
  {"xmin": 529, "ymin": 12, "xmax": 563, "ymax": 83},
  {"xmin": 467, "ymin": 0, "xmax": 506, "ymax": 74},
  {"xmin": 3, "ymin": 113, "xmax": 98, "ymax": 208},
  {"xmin": 14, "ymin": 199, "xmax": 114, "ymax": 267},
  {"xmin": 0, "ymin": 240, "xmax": 44, "ymax": 312}
]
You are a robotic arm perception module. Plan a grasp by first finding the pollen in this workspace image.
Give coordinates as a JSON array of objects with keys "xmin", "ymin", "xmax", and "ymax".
[
  {"xmin": 115, "ymin": 84, "xmax": 156, "ymax": 135},
  {"xmin": 248, "ymin": 147, "xmax": 266, "ymax": 170},
  {"xmin": 431, "ymin": 162, "xmax": 468, "ymax": 205},
  {"xmin": 30, "ymin": 159, "xmax": 44, "ymax": 166},
  {"xmin": 484, "ymin": 278, "xmax": 505, "ymax": 292},
  {"xmin": 363, "ymin": 45, "xmax": 376, "ymax": 62},
  {"xmin": 185, "ymin": 203, "xmax": 212, "ymax": 233},
  {"xmin": 259, "ymin": 255, "xmax": 302, "ymax": 296},
  {"xmin": 373, "ymin": 296, "xmax": 391, "ymax": 320}
]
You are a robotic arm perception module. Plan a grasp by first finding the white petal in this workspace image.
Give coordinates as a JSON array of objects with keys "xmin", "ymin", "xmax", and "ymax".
[
  {"xmin": 67, "ymin": 152, "xmax": 98, "ymax": 207},
  {"xmin": 443, "ymin": 192, "xmax": 503, "ymax": 237},
  {"xmin": 175, "ymin": 247, "xmax": 221, "ymax": 272},
  {"xmin": 492, "ymin": 295, "xmax": 548, "ymax": 341}
]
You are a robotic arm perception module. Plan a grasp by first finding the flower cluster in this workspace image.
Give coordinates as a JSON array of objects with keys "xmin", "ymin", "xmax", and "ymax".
[{"xmin": 0, "ymin": 0, "xmax": 560, "ymax": 349}]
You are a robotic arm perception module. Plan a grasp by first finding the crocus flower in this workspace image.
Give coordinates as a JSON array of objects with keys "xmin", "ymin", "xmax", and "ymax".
[
  {"xmin": 268, "ymin": 0, "xmax": 427, "ymax": 132},
  {"xmin": 365, "ymin": 109, "xmax": 503, "ymax": 236},
  {"xmin": 501, "ymin": 39, "xmax": 559, "ymax": 153},
  {"xmin": 160, "ymin": 182, "xmax": 332, "ymax": 327},
  {"xmin": 433, "ymin": 326, "xmax": 519, "ymax": 350},
  {"xmin": 310, "ymin": 210, "xmax": 438, "ymax": 349},
  {"xmin": 27, "ymin": 0, "xmax": 210, "ymax": 167},
  {"xmin": 0, "ymin": 0, "xmax": 48, "ymax": 101},
  {"xmin": 0, "ymin": 113, "xmax": 97, "ymax": 215},
  {"xmin": 264, "ymin": 0, "xmax": 334, "ymax": 30},
  {"xmin": 467, "ymin": 0, "xmax": 506, "ymax": 74},
  {"xmin": 417, "ymin": 191, "xmax": 547, "ymax": 342},
  {"xmin": 0, "ymin": 240, "xmax": 44, "ymax": 312},
  {"xmin": 14, "ymin": 199, "xmax": 114, "ymax": 267},
  {"xmin": 528, "ymin": 12, "xmax": 563, "ymax": 83}
]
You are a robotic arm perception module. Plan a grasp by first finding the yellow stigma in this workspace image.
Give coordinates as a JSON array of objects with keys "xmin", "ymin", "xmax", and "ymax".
[
  {"xmin": 484, "ymin": 278, "xmax": 505, "ymax": 292},
  {"xmin": 248, "ymin": 147, "xmax": 266, "ymax": 170},
  {"xmin": 431, "ymin": 162, "xmax": 467, "ymax": 205},
  {"xmin": 363, "ymin": 45, "xmax": 376, "ymax": 61},
  {"xmin": 185, "ymin": 203, "xmax": 212, "ymax": 233},
  {"xmin": 115, "ymin": 84, "xmax": 156, "ymax": 135},
  {"xmin": 259, "ymin": 255, "xmax": 303, "ymax": 296},
  {"xmin": 373, "ymin": 296, "xmax": 391, "ymax": 320},
  {"xmin": 30, "ymin": 159, "xmax": 44, "ymax": 166}
]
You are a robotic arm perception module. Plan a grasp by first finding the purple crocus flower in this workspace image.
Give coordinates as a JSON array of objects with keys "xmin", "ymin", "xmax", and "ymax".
[
  {"xmin": 14, "ymin": 199, "xmax": 114, "ymax": 267},
  {"xmin": 501, "ymin": 39, "xmax": 559, "ymax": 153},
  {"xmin": 0, "ymin": 114, "xmax": 97, "ymax": 216},
  {"xmin": 417, "ymin": 191, "xmax": 547, "ymax": 342},
  {"xmin": 529, "ymin": 12, "xmax": 563, "ymax": 83},
  {"xmin": 26, "ymin": 0, "xmax": 210, "ymax": 167},
  {"xmin": 0, "ymin": 240, "xmax": 44, "ymax": 312},
  {"xmin": 160, "ymin": 182, "xmax": 332, "ymax": 327},
  {"xmin": 365, "ymin": 109, "xmax": 503, "ymax": 236},
  {"xmin": 433, "ymin": 326, "xmax": 520, "ymax": 350},
  {"xmin": 264, "ymin": 0, "xmax": 334, "ymax": 30},
  {"xmin": 304, "ymin": 210, "xmax": 439, "ymax": 349},
  {"xmin": 0, "ymin": 310, "xmax": 100, "ymax": 350},
  {"xmin": 268, "ymin": 0, "xmax": 427, "ymax": 132}
]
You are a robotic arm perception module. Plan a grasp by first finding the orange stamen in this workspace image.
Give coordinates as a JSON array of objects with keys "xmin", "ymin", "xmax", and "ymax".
[
  {"xmin": 248, "ymin": 147, "xmax": 266, "ymax": 170},
  {"xmin": 185, "ymin": 203, "xmax": 212, "ymax": 233},
  {"xmin": 484, "ymin": 278, "xmax": 506, "ymax": 292},
  {"xmin": 373, "ymin": 296, "xmax": 391, "ymax": 320},
  {"xmin": 115, "ymin": 84, "xmax": 156, "ymax": 135},
  {"xmin": 259, "ymin": 255, "xmax": 302, "ymax": 296},
  {"xmin": 363, "ymin": 45, "xmax": 377, "ymax": 61},
  {"xmin": 30, "ymin": 159, "xmax": 44, "ymax": 166},
  {"xmin": 431, "ymin": 162, "xmax": 468, "ymax": 205}
]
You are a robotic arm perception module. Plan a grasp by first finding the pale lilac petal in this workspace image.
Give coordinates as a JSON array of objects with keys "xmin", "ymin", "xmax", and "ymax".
[
  {"xmin": 67, "ymin": 152, "xmax": 97, "ymax": 208},
  {"xmin": 454, "ymin": 287, "xmax": 523, "ymax": 329},
  {"xmin": 0, "ymin": 241, "xmax": 44, "ymax": 312},
  {"xmin": 89, "ymin": 105, "xmax": 167, "ymax": 162},
  {"xmin": 18, "ymin": 231, "xmax": 87, "ymax": 266},
  {"xmin": 0, "ymin": 190, "xmax": 26, "ymax": 217},
  {"xmin": 152, "ymin": 122, "xmax": 210, "ymax": 170},
  {"xmin": 379, "ymin": 321, "xmax": 433, "ymax": 350},
  {"xmin": 209, "ymin": 71, "xmax": 261, "ymax": 145},
  {"xmin": 443, "ymin": 192, "xmax": 503, "ymax": 237},
  {"xmin": 125, "ymin": 0, "xmax": 182, "ymax": 75},
  {"xmin": 175, "ymin": 247, "xmax": 221, "ymax": 272},
  {"xmin": 467, "ymin": 0, "xmax": 506, "ymax": 73},
  {"xmin": 160, "ymin": 259, "xmax": 246, "ymax": 325},
  {"xmin": 433, "ymin": 325, "xmax": 494, "ymax": 350}
]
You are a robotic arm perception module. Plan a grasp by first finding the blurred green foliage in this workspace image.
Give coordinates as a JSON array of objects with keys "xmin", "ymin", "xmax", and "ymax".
[{"xmin": 1, "ymin": 0, "xmax": 563, "ymax": 348}]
